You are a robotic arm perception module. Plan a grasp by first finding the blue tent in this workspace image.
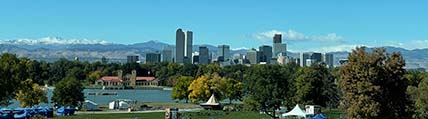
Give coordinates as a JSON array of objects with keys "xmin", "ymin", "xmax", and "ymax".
[
  {"xmin": 45, "ymin": 107, "xmax": 54, "ymax": 117},
  {"xmin": 313, "ymin": 113, "xmax": 327, "ymax": 119},
  {"xmin": 36, "ymin": 106, "xmax": 48, "ymax": 117},
  {"xmin": 56, "ymin": 107, "xmax": 65, "ymax": 116},
  {"xmin": 13, "ymin": 108, "xmax": 31, "ymax": 119},
  {"xmin": 65, "ymin": 106, "xmax": 75, "ymax": 115},
  {"xmin": 1, "ymin": 108, "xmax": 14, "ymax": 119},
  {"xmin": 26, "ymin": 107, "xmax": 37, "ymax": 117}
]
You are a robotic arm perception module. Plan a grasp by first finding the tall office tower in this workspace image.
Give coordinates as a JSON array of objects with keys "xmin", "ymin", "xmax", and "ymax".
[
  {"xmin": 217, "ymin": 45, "xmax": 230, "ymax": 62},
  {"xmin": 198, "ymin": 46, "xmax": 209, "ymax": 65},
  {"xmin": 322, "ymin": 53, "xmax": 334, "ymax": 68},
  {"xmin": 259, "ymin": 45, "xmax": 273, "ymax": 64},
  {"xmin": 146, "ymin": 52, "xmax": 161, "ymax": 64},
  {"xmin": 162, "ymin": 47, "xmax": 173, "ymax": 62},
  {"xmin": 127, "ymin": 55, "xmax": 139, "ymax": 63},
  {"xmin": 175, "ymin": 28, "xmax": 185, "ymax": 64},
  {"xmin": 185, "ymin": 31, "xmax": 193, "ymax": 64},
  {"xmin": 246, "ymin": 48, "xmax": 260, "ymax": 64},
  {"xmin": 310, "ymin": 53, "xmax": 322, "ymax": 63},
  {"xmin": 274, "ymin": 43, "xmax": 287, "ymax": 57},
  {"xmin": 300, "ymin": 53, "xmax": 310, "ymax": 67},
  {"xmin": 273, "ymin": 34, "xmax": 287, "ymax": 58},
  {"xmin": 273, "ymin": 34, "xmax": 282, "ymax": 43}
]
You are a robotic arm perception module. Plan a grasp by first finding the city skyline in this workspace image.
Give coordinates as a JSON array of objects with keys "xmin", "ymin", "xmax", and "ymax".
[{"xmin": 1, "ymin": 1, "xmax": 428, "ymax": 52}]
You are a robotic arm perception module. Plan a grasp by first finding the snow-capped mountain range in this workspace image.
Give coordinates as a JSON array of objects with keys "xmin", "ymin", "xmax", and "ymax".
[{"xmin": 0, "ymin": 37, "xmax": 110, "ymax": 45}]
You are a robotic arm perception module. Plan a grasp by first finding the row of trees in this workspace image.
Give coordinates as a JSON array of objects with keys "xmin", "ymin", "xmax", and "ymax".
[
  {"xmin": 1, "ymin": 46, "xmax": 428, "ymax": 118},
  {"xmin": 170, "ymin": 47, "xmax": 428, "ymax": 119},
  {"xmin": 170, "ymin": 61, "xmax": 339, "ymax": 118},
  {"xmin": 0, "ymin": 54, "xmax": 84, "ymax": 108}
]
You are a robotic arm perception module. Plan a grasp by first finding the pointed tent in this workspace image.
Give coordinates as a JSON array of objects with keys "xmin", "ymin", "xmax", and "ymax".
[
  {"xmin": 282, "ymin": 104, "xmax": 306, "ymax": 118},
  {"xmin": 200, "ymin": 94, "xmax": 222, "ymax": 110},
  {"xmin": 203, "ymin": 94, "xmax": 219, "ymax": 105}
]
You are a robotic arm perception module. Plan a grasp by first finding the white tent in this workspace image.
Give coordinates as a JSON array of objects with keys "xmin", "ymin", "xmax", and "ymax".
[
  {"xmin": 282, "ymin": 104, "xmax": 306, "ymax": 118},
  {"xmin": 85, "ymin": 100, "xmax": 99, "ymax": 111},
  {"xmin": 118, "ymin": 101, "xmax": 129, "ymax": 109},
  {"xmin": 109, "ymin": 101, "xmax": 116, "ymax": 109},
  {"xmin": 202, "ymin": 94, "xmax": 219, "ymax": 105},
  {"xmin": 200, "ymin": 94, "xmax": 222, "ymax": 110},
  {"xmin": 109, "ymin": 100, "xmax": 130, "ymax": 110}
]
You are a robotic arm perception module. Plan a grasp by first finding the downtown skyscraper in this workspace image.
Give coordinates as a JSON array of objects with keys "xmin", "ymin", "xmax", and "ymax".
[
  {"xmin": 198, "ymin": 46, "xmax": 210, "ymax": 65},
  {"xmin": 217, "ymin": 45, "xmax": 230, "ymax": 62},
  {"xmin": 273, "ymin": 34, "xmax": 287, "ymax": 58},
  {"xmin": 175, "ymin": 28, "xmax": 185, "ymax": 64},
  {"xmin": 175, "ymin": 28, "xmax": 193, "ymax": 64}
]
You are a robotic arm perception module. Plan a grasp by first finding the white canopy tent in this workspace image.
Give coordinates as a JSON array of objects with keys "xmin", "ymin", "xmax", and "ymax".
[
  {"xmin": 282, "ymin": 104, "xmax": 306, "ymax": 118},
  {"xmin": 203, "ymin": 94, "xmax": 219, "ymax": 105}
]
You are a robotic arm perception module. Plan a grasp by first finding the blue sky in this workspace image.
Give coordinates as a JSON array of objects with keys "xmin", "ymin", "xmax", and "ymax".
[{"xmin": 1, "ymin": 0, "xmax": 427, "ymax": 52}]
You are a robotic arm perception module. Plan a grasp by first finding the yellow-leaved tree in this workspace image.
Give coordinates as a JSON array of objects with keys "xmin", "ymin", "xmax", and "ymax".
[
  {"xmin": 16, "ymin": 79, "xmax": 48, "ymax": 107},
  {"xmin": 188, "ymin": 75, "xmax": 211, "ymax": 103}
]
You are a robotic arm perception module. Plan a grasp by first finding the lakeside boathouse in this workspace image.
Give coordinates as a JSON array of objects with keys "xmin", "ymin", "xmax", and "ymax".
[{"xmin": 95, "ymin": 70, "xmax": 159, "ymax": 87}]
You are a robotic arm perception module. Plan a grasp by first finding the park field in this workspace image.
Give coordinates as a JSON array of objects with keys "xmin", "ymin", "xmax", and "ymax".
[{"xmin": 52, "ymin": 109, "xmax": 344, "ymax": 119}]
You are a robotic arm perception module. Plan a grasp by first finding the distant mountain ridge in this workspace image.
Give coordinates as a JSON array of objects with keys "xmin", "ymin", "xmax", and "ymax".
[{"xmin": 1, "ymin": 38, "xmax": 427, "ymax": 69}]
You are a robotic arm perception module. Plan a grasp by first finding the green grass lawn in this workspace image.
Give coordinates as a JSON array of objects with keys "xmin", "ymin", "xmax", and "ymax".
[
  {"xmin": 51, "ymin": 112, "xmax": 271, "ymax": 119},
  {"xmin": 51, "ymin": 110, "xmax": 344, "ymax": 119},
  {"xmin": 51, "ymin": 112, "xmax": 163, "ymax": 119}
]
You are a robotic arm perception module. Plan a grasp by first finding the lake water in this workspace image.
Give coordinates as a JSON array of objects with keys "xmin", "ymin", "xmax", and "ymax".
[{"xmin": 6, "ymin": 89, "xmax": 173, "ymax": 108}]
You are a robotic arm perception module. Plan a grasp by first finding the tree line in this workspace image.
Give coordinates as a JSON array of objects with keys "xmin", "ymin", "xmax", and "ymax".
[
  {"xmin": 170, "ymin": 47, "xmax": 428, "ymax": 119},
  {"xmin": 1, "ymin": 46, "xmax": 428, "ymax": 118}
]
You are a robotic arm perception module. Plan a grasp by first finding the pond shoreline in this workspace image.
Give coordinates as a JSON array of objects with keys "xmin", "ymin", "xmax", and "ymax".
[{"xmin": 84, "ymin": 85, "xmax": 173, "ymax": 90}]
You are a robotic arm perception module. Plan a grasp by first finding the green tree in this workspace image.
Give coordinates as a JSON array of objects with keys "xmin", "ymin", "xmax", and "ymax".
[
  {"xmin": 408, "ymin": 77, "xmax": 428, "ymax": 118},
  {"xmin": 51, "ymin": 76, "xmax": 85, "ymax": 107},
  {"xmin": 87, "ymin": 70, "xmax": 102, "ymax": 85},
  {"xmin": 405, "ymin": 69, "xmax": 428, "ymax": 87},
  {"xmin": 15, "ymin": 79, "xmax": 48, "ymax": 107},
  {"xmin": 243, "ymin": 65, "xmax": 293, "ymax": 118},
  {"xmin": 220, "ymin": 64, "xmax": 248, "ymax": 82},
  {"xmin": 171, "ymin": 76, "xmax": 194, "ymax": 103},
  {"xmin": 293, "ymin": 64, "xmax": 339, "ymax": 107},
  {"xmin": 339, "ymin": 47, "xmax": 412, "ymax": 119},
  {"xmin": 223, "ymin": 78, "xmax": 243, "ymax": 104},
  {"xmin": 0, "ymin": 53, "xmax": 29, "ymax": 106},
  {"xmin": 180, "ymin": 64, "xmax": 199, "ymax": 77},
  {"xmin": 48, "ymin": 58, "xmax": 74, "ymax": 85},
  {"xmin": 196, "ymin": 63, "xmax": 221, "ymax": 77},
  {"xmin": 67, "ymin": 67, "xmax": 86, "ymax": 81}
]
